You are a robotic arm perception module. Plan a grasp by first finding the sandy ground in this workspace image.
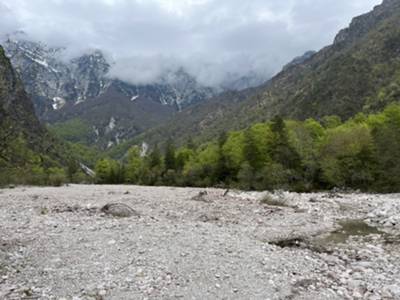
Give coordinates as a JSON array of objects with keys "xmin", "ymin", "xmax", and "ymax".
[{"xmin": 0, "ymin": 185, "xmax": 400, "ymax": 299}]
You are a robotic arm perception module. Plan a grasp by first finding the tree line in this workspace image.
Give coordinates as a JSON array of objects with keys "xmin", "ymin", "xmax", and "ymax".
[{"xmin": 95, "ymin": 104, "xmax": 400, "ymax": 192}]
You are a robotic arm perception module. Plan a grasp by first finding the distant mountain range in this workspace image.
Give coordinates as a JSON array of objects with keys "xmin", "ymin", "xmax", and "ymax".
[
  {"xmin": 3, "ymin": 36, "xmax": 268, "ymax": 148},
  {"xmin": 120, "ymin": 0, "xmax": 400, "ymax": 151}
]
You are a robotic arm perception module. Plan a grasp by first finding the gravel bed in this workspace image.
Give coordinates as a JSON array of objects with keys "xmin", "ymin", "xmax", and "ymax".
[{"xmin": 0, "ymin": 185, "xmax": 399, "ymax": 299}]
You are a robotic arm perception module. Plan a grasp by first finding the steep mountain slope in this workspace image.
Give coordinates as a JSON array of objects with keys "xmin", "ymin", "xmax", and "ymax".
[
  {"xmin": 0, "ymin": 45, "xmax": 66, "ymax": 176},
  {"xmin": 244, "ymin": 0, "xmax": 400, "ymax": 120},
  {"xmin": 47, "ymin": 85, "xmax": 177, "ymax": 148},
  {"xmin": 128, "ymin": 0, "xmax": 400, "ymax": 149}
]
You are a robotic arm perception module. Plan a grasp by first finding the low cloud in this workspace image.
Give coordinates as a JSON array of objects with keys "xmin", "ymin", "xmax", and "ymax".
[{"xmin": 1, "ymin": 0, "xmax": 381, "ymax": 86}]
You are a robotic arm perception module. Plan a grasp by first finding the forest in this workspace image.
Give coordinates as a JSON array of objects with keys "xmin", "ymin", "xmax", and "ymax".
[{"xmin": 92, "ymin": 103, "xmax": 400, "ymax": 193}]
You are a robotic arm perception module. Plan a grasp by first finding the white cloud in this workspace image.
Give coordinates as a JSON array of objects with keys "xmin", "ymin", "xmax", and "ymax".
[{"xmin": 0, "ymin": 0, "xmax": 382, "ymax": 86}]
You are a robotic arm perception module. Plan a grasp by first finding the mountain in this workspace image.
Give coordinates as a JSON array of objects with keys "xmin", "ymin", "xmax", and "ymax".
[
  {"xmin": 282, "ymin": 51, "xmax": 316, "ymax": 71},
  {"xmin": 4, "ymin": 37, "xmax": 217, "ymax": 113},
  {"xmin": 124, "ymin": 0, "xmax": 400, "ymax": 150},
  {"xmin": 3, "ymin": 37, "xmax": 217, "ymax": 147},
  {"xmin": 47, "ymin": 85, "xmax": 177, "ymax": 148},
  {"xmin": 0, "ymin": 45, "xmax": 67, "ymax": 182}
]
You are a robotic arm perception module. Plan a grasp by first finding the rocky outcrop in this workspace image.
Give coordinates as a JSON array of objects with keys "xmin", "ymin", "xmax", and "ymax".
[
  {"xmin": 282, "ymin": 50, "xmax": 316, "ymax": 71},
  {"xmin": 334, "ymin": 0, "xmax": 400, "ymax": 46}
]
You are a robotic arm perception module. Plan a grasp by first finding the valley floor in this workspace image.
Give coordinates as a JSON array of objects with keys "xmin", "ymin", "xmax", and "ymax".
[{"xmin": 0, "ymin": 185, "xmax": 400, "ymax": 299}]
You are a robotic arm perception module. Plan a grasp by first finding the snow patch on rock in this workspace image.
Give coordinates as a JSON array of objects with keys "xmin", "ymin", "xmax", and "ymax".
[
  {"xmin": 52, "ymin": 97, "xmax": 66, "ymax": 110},
  {"xmin": 105, "ymin": 117, "xmax": 116, "ymax": 134}
]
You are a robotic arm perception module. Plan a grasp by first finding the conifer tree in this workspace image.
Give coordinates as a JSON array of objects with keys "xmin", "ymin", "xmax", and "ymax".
[{"xmin": 164, "ymin": 139, "xmax": 177, "ymax": 171}]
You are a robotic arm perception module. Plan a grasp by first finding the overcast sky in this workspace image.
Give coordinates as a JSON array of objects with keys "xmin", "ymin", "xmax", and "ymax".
[{"xmin": 0, "ymin": 0, "xmax": 382, "ymax": 86}]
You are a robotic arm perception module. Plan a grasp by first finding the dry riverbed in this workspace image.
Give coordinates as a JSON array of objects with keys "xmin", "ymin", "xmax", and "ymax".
[{"xmin": 1, "ymin": 185, "xmax": 400, "ymax": 299}]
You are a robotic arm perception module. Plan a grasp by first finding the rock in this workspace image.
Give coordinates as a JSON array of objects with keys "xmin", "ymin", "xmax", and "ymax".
[
  {"xmin": 101, "ymin": 203, "xmax": 139, "ymax": 218},
  {"xmin": 197, "ymin": 214, "xmax": 219, "ymax": 223},
  {"xmin": 191, "ymin": 191, "xmax": 211, "ymax": 203},
  {"xmin": 382, "ymin": 285, "xmax": 400, "ymax": 298},
  {"xmin": 352, "ymin": 290, "xmax": 363, "ymax": 299}
]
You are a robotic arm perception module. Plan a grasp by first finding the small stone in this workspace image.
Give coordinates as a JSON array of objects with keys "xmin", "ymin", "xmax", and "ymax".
[
  {"xmin": 382, "ymin": 285, "xmax": 400, "ymax": 298},
  {"xmin": 101, "ymin": 203, "xmax": 139, "ymax": 218}
]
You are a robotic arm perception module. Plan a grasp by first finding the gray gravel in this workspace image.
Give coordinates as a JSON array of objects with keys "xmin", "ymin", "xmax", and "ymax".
[{"xmin": 1, "ymin": 185, "xmax": 400, "ymax": 299}]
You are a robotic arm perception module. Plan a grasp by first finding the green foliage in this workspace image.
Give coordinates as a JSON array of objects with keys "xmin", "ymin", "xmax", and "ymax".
[
  {"xmin": 47, "ymin": 167, "xmax": 68, "ymax": 187},
  {"xmin": 65, "ymin": 142, "xmax": 101, "ymax": 167},
  {"xmin": 95, "ymin": 158, "xmax": 124, "ymax": 184},
  {"xmin": 269, "ymin": 116, "xmax": 301, "ymax": 170},
  {"xmin": 319, "ymin": 122, "xmax": 375, "ymax": 189},
  {"xmin": 148, "ymin": 145, "xmax": 162, "ymax": 169},
  {"xmin": 243, "ymin": 129, "xmax": 263, "ymax": 170},
  {"xmin": 125, "ymin": 146, "xmax": 143, "ymax": 183},
  {"xmin": 368, "ymin": 104, "xmax": 400, "ymax": 192},
  {"xmin": 164, "ymin": 139, "xmax": 177, "ymax": 171},
  {"xmin": 91, "ymin": 103, "xmax": 400, "ymax": 192},
  {"xmin": 49, "ymin": 119, "xmax": 93, "ymax": 144}
]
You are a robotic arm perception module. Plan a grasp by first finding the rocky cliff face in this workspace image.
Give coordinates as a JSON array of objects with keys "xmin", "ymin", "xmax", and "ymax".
[
  {"xmin": 0, "ymin": 45, "xmax": 65, "ymax": 169},
  {"xmin": 334, "ymin": 0, "xmax": 399, "ymax": 46},
  {"xmin": 0, "ymin": 45, "xmax": 41, "ymax": 133}
]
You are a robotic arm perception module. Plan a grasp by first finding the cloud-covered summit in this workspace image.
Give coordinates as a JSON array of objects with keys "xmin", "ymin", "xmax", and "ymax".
[{"xmin": 0, "ymin": 0, "xmax": 381, "ymax": 86}]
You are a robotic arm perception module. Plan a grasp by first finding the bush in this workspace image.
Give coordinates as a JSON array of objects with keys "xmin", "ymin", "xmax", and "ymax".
[{"xmin": 47, "ymin": 167, "xmax": 68, "ymax": 187}]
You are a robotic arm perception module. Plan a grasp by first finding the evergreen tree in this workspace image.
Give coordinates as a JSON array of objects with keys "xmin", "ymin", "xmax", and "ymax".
[
  {"xmin": 269, "ymin": 116, "xmax": 301, "ymax": 170},
  {"xmin": 242, "ymin": 129, "xmax": 262, "ymax": 170},
  {"xmin": 164, "ymin": 139, "xmax": 177, "ymax": 171},
  {"xmin": 148, "ymin": 145, "xmax": 162, "ymax": 169},
  {"xmin": 126, "ymin": 146, "xmax": 143, "ymax": 183},
  {"xmin": 215, "ymin": 132, "xmax": 230, "ymax": 183},
  {"xmin": 95, "ymin": 159, "xmax": 113, "ymax": 184}
]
